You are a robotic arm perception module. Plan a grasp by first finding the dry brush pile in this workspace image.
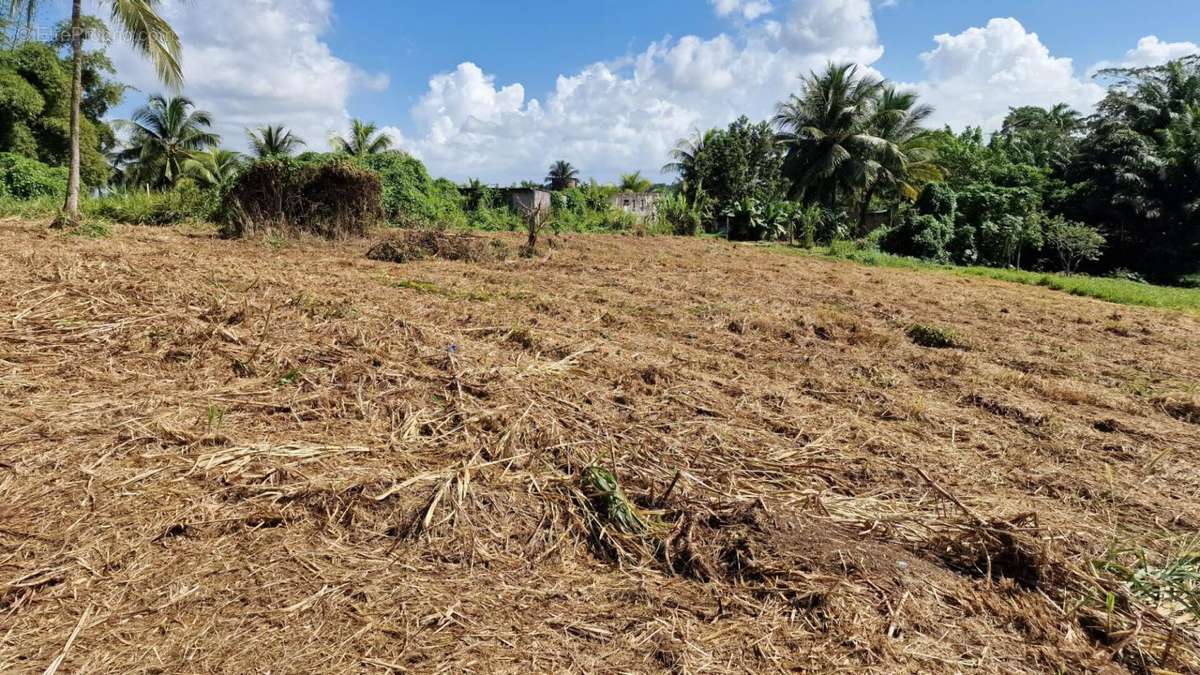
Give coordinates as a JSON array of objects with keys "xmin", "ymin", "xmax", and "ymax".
[{"xmin": 2, "ymin": 219, "xmax": 1200, "ymax": 673}]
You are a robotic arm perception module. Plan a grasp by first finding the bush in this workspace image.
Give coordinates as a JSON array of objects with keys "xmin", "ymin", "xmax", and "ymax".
[
  {"xmin": 885, "ymin": 213, "xmax": 954, "ymax": 262},
  {"xmin": 907, "ymin": 323, "xmax": 967, "ymax": 349},
  {"xmin": 1045, "ymin": 217, "xmax": 1105, "ymax": 274},
  {"xmin": 656, "ymin": 191, "xmax": 703, "ymax": 236},
  {"xmin": 220, "ymin": 158, "xmax": 382, "ymax": 238},
  {"xmin": 89, "ymin": 184, "xmax": 220, "ymax": 226},
  {"xmin": 0, "ymin": 152, "xmax": 66, "ymax": 200},
  {"xmin": 468, "ymin": 204, "xmax": 524, "ymax": 231},
  {"xmin": 916, "ymin": 183, "xmax": 957, "ymax": 221},
  {"xmin": 356, "ymin": 151, "xmax": 465, "ymax": 227}
]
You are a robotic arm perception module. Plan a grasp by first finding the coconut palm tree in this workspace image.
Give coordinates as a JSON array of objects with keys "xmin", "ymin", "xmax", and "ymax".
[
  {"xmin": 855, "ymin": 86, "xmax": 942, "ymax": 231},
  {"xmin": 247, "ymin": 125, "xmax": 305, "ymax": 159},
  {"xmin": 117, "ymin": 95, "xmax": 220, "ymax": 189},
  {"xmin": 8, "ymin": 0, "xmax": 182, "ymax": 226},
  {"xmin": 545, "ymin": 160, "xmax": 579, "ymax": 190},
  {"xmin": 182, "ymin": 149, "xmax": 245, "ymax": 189},
  {"xmin": 773, "ymin": 63, "xmax": 887, "ymax": 209},
  {"xmin": 331, "ymin": 119, "xmax": 393, "ymax": 157},
  {"xmin": 619, "ymin": 171, "xmax": 653, "ymax": 192}
]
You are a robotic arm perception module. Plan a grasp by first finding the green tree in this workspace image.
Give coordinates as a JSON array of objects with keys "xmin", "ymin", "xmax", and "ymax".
[
  {"xmin": 545, "ymin": 160, "xmax": 579, "ymax": 190},
  {"xmin": 331, "ymin": 119, "xmax": 393, "ymax": 156},
  {"xmin": 995, "ymin": 103, "xmax": 1083, "ymax": 171},
  {"xmin": 1045, "ymin": 217, "xmax": 1105, "ymax": 274},
  {"xmin": 856, "ymin": 86, "xmax": 942, "ymax": 232},
  {"xmin": 247, "ymin": 124, "xmax": 305, "ymax": 159},
  {"xmin": 117, "ymin": 95, "xmax": 219, "ymax": 189},
  {"xmin": 666, "ymin": 116, "xmax": 783, "ymax": 232},
  {"xmin": 0, "ymin": 33, "xmax": 121, "ymax": 186},
  {"xmin": 773, "ymin": 63, "xmax": 886, "ymax": 208},
  {"xmin": 182, "ymin": 148, "xmax": 244, "ymax": 189},
  {"xmin": 8, "ymin": 0, "xmax": 182, "ymax": 225},
  {"xmin": 1067, "ymin": 56, "xmax": 1200, "ymax": 279},
  {"xmin": 618, "ymin": 171, "xmax": 652, "ymax": 192}
]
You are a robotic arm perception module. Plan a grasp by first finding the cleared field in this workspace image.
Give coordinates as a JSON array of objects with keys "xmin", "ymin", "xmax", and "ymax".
[{"xmin": 2, "ymin": 220, "xmax": 1200, "ymax": 673}]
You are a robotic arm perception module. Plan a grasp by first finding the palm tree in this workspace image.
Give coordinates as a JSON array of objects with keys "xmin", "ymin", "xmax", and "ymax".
[
  {"xmin": 331, "ymin": 119, "xmax": 393, "ymax": 157},
  {"xmin": 182, "ymin": 149, "xmax": 245, "ymax": 189},
  {"xmin": 619, "ymin": 171, "xmax": 653, "ymax": 192},
  {"xmin": 9, "ymin": 0, "xmax": 182, "ymax": 225},
  {"xmin": 662, "ymin": 129, "xmax": 716, "ymax": 202},
  {"xmin": 117, "ymin": 95, "xmax": 220, "ymax": 189},
  {"xmin": 545, "ymin": 160, "xmax": 579, "ymax": 190},
  {"xmin": 856, "ymin": 86, "xmax": 942, "ymax": 231},
  {"xmin": 997, "ymin": 103, "xmax": 1083, "ymax": 169},
  {"xmin": 247, "ymin": 125, "xmax": 305, "ymax": 159},
  {"xmin": 773, "ymin": 63, "xmax": 887, "ymax": 208}
]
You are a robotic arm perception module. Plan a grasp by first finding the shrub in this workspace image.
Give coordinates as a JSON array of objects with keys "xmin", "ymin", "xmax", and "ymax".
[
  {"xmin": 356, "ymin": 151, "xmax": 466, "ymax": 227},
  {"xmin": 916, "ymin": 182, "xmax": 957, "ymax": 221},
  {"xmin": 906, "ymin": 323, "xmax": 967, "ymax": 349},
  {"xmin": 1045, "ymin": 217, "xmax": 1105, "ymax": 274},
  {"xmin": 89, "ymin": 184, "xmax": 219, "ymax": 226},
  {"xmin": 0, "ymin": 152, "xmax": 66, "ymax": 200},
  {"xmin": 220, "ymin": 158, "xmax": 381, "ymax": 238},
  {"xmin": 656, "ymin": 191, "xmax": 703, "ymax": 236},
  {"xmin": 468, "ymin": 204, "xmax": 524, "ymax": 231},
  {"xmin": 885, "ymin": 213, "xmax": 954, "ymax": 262}
]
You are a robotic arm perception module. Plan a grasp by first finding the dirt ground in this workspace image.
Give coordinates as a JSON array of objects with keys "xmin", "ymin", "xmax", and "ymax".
[{"xmin": 2, "ymin": 220, "xmax": 1199, "ymax": 674}]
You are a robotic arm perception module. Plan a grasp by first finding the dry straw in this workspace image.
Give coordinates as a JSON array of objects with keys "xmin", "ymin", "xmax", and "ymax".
[{"xmin": 2, "ymin": 219, "xmax": 1199, "ymax": 672}]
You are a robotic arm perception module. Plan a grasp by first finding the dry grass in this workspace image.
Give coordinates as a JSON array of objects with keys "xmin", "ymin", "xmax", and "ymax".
[{"xmin": 3, "ymin": 220, "xmax": 1200, "ymax": 673}]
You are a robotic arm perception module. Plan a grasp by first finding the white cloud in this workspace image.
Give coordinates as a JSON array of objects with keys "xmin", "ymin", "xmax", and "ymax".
[
  {"xmin": 101, "ymin": 0, "xmax": 387, "ymax": 153},
  {"xmin": 911, "ymin": 18, "xmax": 1104, "ymax": 132},
  {"xmin": 1090, "ymin": 35, "xmax": 1200, "ymax": 73},
  {"xmin": 711, "ymin": 0, "xmax": 775, "ymax": 21},
  {"xmin": 406, "ymin": 0, "xmax": 883, "ymax": 183}
]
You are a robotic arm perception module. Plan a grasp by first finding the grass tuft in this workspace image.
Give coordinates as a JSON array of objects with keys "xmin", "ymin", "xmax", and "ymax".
[{"xmin": 907, "ymin": 323, "xmax": 967, "ymax": 349}]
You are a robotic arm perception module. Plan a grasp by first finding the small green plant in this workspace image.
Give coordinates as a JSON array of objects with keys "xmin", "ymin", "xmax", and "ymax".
[
  {"xmin": 1094, "ymin": 537, "xmax": 1200, "ymax": 622},
  {"xmin": 65, "ymin": 219, "xmax": 111, "ymax": 238},
  {"xmin": 205, "ymin": 405, "xmax": 226, "ymax": 433},
  {"xmin": 906, "ymin": 323, "xmax": 966, "ymax": 349},
  {"xmin": 580, "ymin": 465, "xmax": 648, "ymax": 535}
]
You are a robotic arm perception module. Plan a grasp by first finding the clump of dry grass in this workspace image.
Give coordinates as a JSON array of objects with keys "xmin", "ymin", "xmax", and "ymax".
[
  {"xmin": 366, "ymin": 228, "xmax": 510, "ymax": 263},
  {"xmin": 907, "ymin": 322, "xmax": 968, "ymax": 349}
]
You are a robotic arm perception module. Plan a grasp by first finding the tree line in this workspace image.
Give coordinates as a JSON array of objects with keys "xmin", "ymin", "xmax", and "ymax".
[{"xmin": 656, "ymin": 59, "xmax": 1200, "ymax": 283}]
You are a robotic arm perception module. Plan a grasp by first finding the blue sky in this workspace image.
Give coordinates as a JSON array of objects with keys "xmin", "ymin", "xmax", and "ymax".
[{"xmin": 90, "ymin": 0, "xmax": 1200, "ymax": 183}]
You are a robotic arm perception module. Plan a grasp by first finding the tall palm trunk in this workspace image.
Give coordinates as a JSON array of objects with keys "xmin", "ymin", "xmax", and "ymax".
[
  {"xmin": 63, "ymin": 0, "xmax": 83, "ymax": 223},
  {"xmin": 857, "ymin": 182, "xmax": 878, "ymax": 236}
]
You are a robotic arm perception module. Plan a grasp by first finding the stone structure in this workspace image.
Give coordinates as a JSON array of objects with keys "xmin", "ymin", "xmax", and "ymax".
[{"xmin": 610, "ymin": 191, "xmax": 661, "ymax": 220}]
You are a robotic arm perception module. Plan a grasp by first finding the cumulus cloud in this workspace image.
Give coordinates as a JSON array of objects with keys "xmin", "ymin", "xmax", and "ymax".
[
  {"xmin": 406, "ymin": 0, "xmax": 883, "ymax": 183},
  {"xmin": 911, "ymin": 18, "xmax": 1104, "ymax": 132},
  {"xmin": 100, "ymin": 0, "xmax": 387, "ymax": 152},
  {"xmin": 1090, "ymin": 35, "xmax": 1200, "ymax": 73},
  {"xmin": 711, "ymin": 0, "xmax": 774, "ymax": 21}
]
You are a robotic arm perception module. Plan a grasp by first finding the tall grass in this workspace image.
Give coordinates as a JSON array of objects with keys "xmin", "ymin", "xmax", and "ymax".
[{"xmin": 775, "ymin": 241, "xmax": 1200, "ymax": 315}]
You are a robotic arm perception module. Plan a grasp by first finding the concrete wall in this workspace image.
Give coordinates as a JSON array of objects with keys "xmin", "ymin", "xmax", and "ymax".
[
  {"xmin": 504, "ymin": 188, "xmax": 552, "ymax": 214},
  {"xmin": 610, "ymin": 191, "xmax": 661, "ymax": 219}
]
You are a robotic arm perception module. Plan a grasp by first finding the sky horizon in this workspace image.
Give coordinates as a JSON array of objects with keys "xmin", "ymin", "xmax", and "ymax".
[{"xmin": 68, "ymin": 0, "xmax": 1200, "ymax": 183}]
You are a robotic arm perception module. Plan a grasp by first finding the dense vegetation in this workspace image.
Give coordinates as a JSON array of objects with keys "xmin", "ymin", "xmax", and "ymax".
[
  {"xmin": 662, "ymin": 58, "xmax": 1200, "ymax": 285},
  {"xmin": 1, "ymin": 6, "xmax": 1197, "ymax": 285}
]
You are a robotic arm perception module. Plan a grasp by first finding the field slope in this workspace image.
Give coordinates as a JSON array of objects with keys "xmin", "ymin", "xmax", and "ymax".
[{"xmin": 3, "ymin": 221, "xmax": 1200, "ymax": 673}]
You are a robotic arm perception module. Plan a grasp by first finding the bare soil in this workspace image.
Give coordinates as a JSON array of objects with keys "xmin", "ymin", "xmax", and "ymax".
[{"xmin": 2, "ymin": 220, "xmax": 1199, "ymax": 673}]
